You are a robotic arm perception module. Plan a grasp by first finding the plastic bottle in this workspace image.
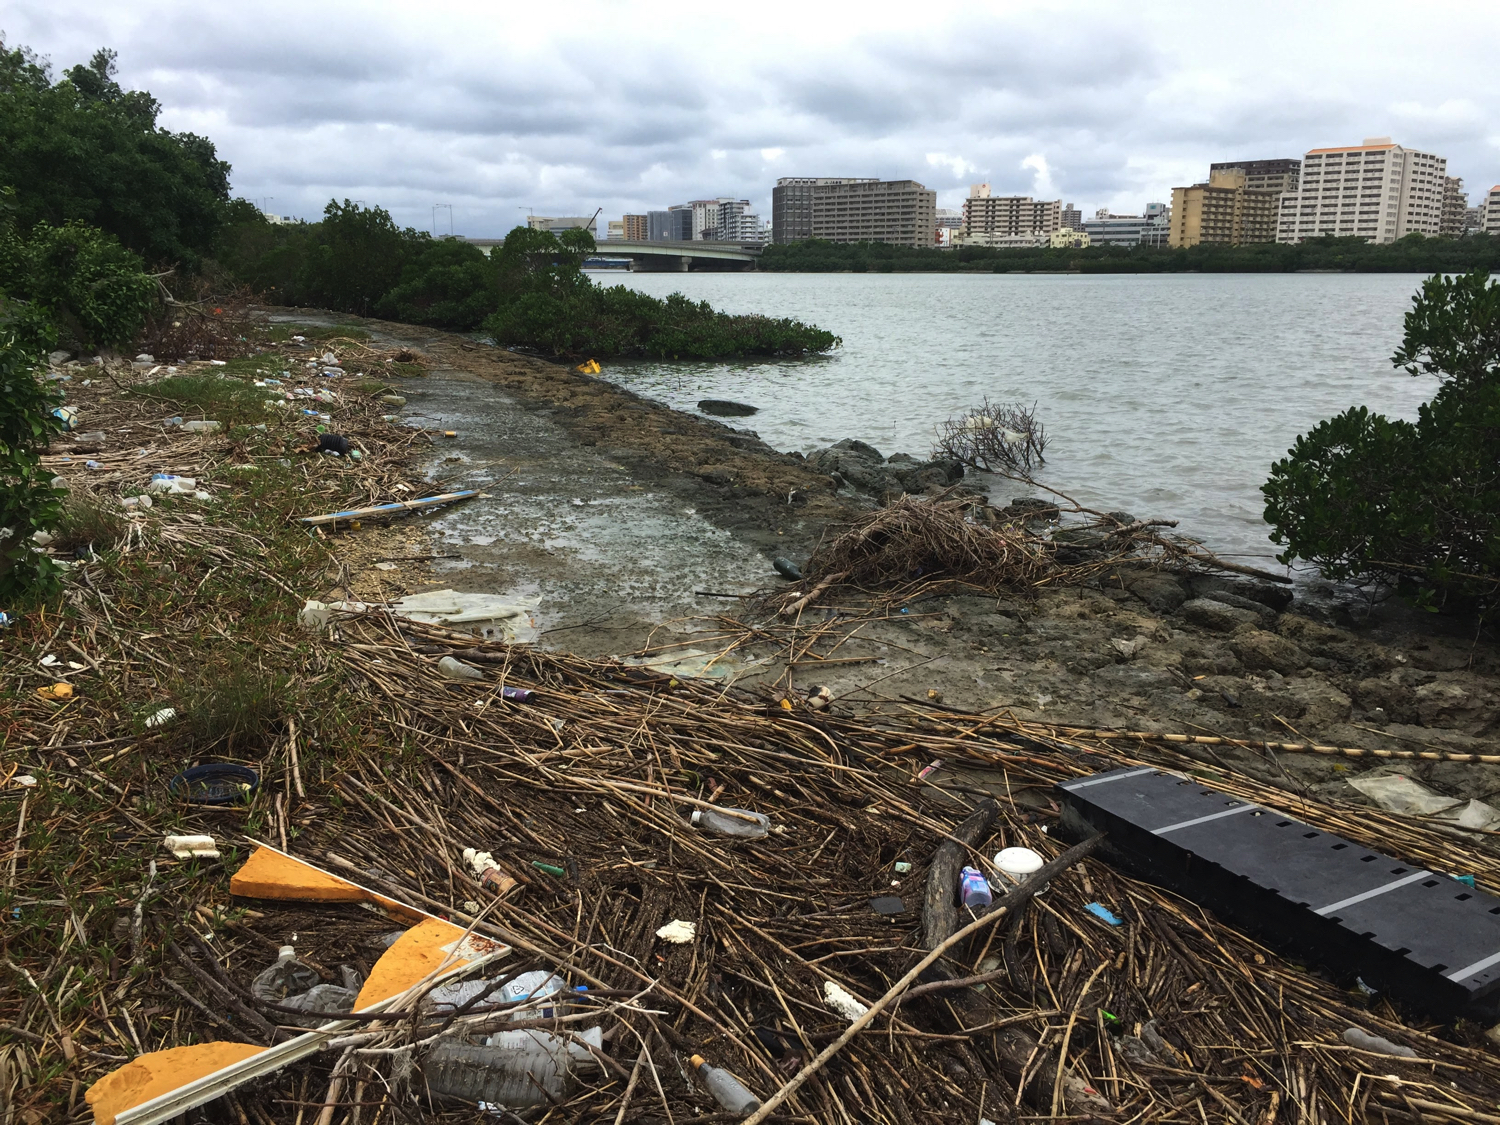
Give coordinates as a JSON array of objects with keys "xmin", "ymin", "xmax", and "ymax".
[
  {"xmin": 501, "ymin": 686, "xmax": 534, "ymax": 703},
  {"xmin": 772, "ymin": 557, "xmax": 802, "ymax": 581},
  {"xmin": 690, "ymin": 806, "xmax": 770, "ymax": 839},
  {"xmin": 960, "ymin": 866, "xmax": 993, "ymax": 910},
  {"xmin": 438, "ymin": 655, "xmax": 484, "ymax": 681},
  {"xmin": 423, "ymin": 1028, "xmax": 600, "ymax": 1107},
  {"xmin": 250, "ymin": 947, "xmax": 361, "ymax": 1027},
  {"xmin": 690, "ymin": 1054, "xmax": 761, "ymax": 1114},
  {"xmin": 181, "ymin": 420, "xmax": 221, "ymax": 433}
]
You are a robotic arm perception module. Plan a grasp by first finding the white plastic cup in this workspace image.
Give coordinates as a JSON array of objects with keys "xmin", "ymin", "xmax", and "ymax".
[{"xmin": 993, "ymin": 847, "xmax": 1048, "ymax": 894}]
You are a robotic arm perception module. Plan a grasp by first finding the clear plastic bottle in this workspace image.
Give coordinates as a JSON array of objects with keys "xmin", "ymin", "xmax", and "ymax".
[
  {"xmin": 690, "ymin": 807, "xmax": 770, "ymax": 839},
  {"xmin": 423, "ymin": 1029, "xmax": 600, "ymax": 1107},
  {"xmin": 690, "ymin": 1054, "xmax": 761, "ymax": 1114}
]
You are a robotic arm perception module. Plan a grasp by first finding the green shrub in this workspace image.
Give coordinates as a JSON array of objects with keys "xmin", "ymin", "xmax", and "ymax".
[
  {"xmin": 0, "ymin": 219, "xmax": 157, "ymax": 347},
  {"xmin": 1263, "ymin": 270, "xmax": 1500, "ymax": 608},
  {"xmin": 0, "ymin": 321, "xmax": 64, "ymax": 601},
  {"xmin": 376, "ymin": 237, "xmax": 496, "ymax": 329},
  {"xmin": 481, "ymin": 226, "xmax": 838, "ymax": 359}
]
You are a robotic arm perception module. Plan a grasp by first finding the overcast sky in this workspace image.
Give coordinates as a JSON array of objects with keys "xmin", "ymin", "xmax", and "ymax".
[{"xmin": 7, "ymin": 0, "xmax": 1500, "ymax": 236}]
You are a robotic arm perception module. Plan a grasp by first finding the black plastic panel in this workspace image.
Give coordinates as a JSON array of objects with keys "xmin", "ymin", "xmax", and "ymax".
[{"xmin": 1056, "ymin": 767, "xmax": 1500, "ymax": 1019}]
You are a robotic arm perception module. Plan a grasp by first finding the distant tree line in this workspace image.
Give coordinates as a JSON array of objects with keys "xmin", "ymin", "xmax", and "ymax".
[{"xmin": 760, "ymin": 235, "xmax": 1500, "ymax": 274}]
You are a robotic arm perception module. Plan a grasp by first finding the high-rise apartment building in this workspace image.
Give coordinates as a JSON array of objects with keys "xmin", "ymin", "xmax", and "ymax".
[
  {"xmin": 1083, "ymin": 205, "xmax": 1171, "ymax": 247},
  {"xmin": 1060, "ymin": 203, "xmax": 1082, "ymax": 231},
  {"xmin": 962, "ymin": 184, "xmax": 1061, "ymax": 239},
  {"xmin": 1208, "ymin": 158, "xmax": 1301, "ymax": 197},
  {"xmin": 771, "ymin": 177, "xmax": 878, "ymax": 243},
  {"xmin": 1483, "ymin": 186, "xmax": 1500, "ymax": 236},
  {"xmin": 1169, "ymin": 168, "xmax": 1280, "ymax": 248},
  {"xmin": 811, "ymin": 179, "xmax": 936, "ymax": 247},
  {"xmin": 622, "ymin": 214, "xmax": 647, "ymax": 240},
  {"xmin": 1275, "ymin": 138, "xmax": 1447, "ymax": 244},
  {"xmin": 1440, "ymin": 178, "xmax": 1469, "ymax": 237}
]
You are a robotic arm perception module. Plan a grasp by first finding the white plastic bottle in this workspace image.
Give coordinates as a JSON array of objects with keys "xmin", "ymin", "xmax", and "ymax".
[
  {"xmin": 691, "ymin": 1054, "xmax": 761, "ymax": 1114},
  {"xmin": 423, "ymin": 1030, "xmax": 597, "ymax": 1107},
  {"xmin": 690, "ymin": 806, "xmax": 770, "ymax": 839}
]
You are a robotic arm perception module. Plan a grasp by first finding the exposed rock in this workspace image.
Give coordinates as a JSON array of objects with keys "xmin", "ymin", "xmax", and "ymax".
[
  {"xmin": 806, "ymin": 439, "xmax": 965, "ymax": 500},
  {"xmin": 1126, "ymin": 572, "xmax": 1188, "ymax": 614},
  {"xmin": 697, "ymin": 399, "xmax": 758, "ymax": 417},
  {"xmin": 1204, "ymin": 589, "xmax": 1278, "ymax": 624},
  {"xmin": 1179, "ymin": 598, "xmax": 1260, "ymax": 633},
  {"xmin": 1412, "ymin": 680, "xmax": 1499, "ymax": 733},
  {"xmin": 1229, "ymin": 630, "xmax": 1309, "ymax": 675}
]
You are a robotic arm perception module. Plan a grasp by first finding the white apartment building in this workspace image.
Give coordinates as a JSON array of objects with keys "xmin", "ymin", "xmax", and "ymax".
[
  {"xmin": 1483, "ymin": 186, "xmax": 1500, "ymax": 236},
  {"xmin": 1276, "ymin": 138, "xmax": 1447, "ymax": 244}
]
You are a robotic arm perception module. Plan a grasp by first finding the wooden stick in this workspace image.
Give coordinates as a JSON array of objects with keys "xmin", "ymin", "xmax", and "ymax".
[{"xmin": 739, "ymin": 833, "xmax": 1103, "ymax": 1125}]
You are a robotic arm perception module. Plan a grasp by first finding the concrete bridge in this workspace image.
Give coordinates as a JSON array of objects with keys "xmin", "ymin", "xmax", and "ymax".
[{"xmin": 464, "ymin": 238, "xmax": 763, "ymax": 271}]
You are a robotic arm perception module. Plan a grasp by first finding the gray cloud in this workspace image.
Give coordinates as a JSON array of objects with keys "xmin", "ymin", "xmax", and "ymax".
[{"xmin": 6, "ymin": 0, "xmax": 1500, "ymax": 235}]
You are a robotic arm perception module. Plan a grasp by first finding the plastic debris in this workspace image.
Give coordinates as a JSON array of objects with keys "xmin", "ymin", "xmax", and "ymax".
[
  {"xmin": 1085, "ymin": 902, "xmax": 1123, "ymax": 926},
  {"xmin": 916, "ymin": 759, "xmax": 943, "ymax": 782},
  {"xmin": 251, "ymin": 946, "xmax": 361, "ymax": 1028},
  {"xmin": 438, "ymin": 655, "xmax": 485, "ymax": 681},
  {"xmin": 36, "ymin": 683, "xmax": 73, "ymax": 701},
  {"xmin": 575, "ymin": 358, "xmax": 601, "ymax": 374},
  {"xmin": 805, "ymin": 684, "xmax": 832, "ymax": 711},
  {"xmin": 147, "ymin": 474, "xmax": 197, "ymax": 495},
  {"xmin": 121, "ymin": 494, "xmax": 153, "ymax": 510},
  {"xmin": 462, "ymin": 848, "xmax": 517, "ymax": 894},
  {"xmin": 690, "ymin": 1054, "xmax": 760, "ymax": 1114},
  {"xmin": 145, "ymin": 706, "xmax": 177, "ymax": 728},
  {"xmin": 893, "ymin": 861, "xmax": 913, "ymax": 874},
  {"xmin": 531, "ymin": 861, "xmax": 566, "ymax": 878},
  {"xmin": 52, "ymin": 405, "xmax": 79, "ymax": 431},
  {"xmin": 1349, "ymin": 774, "xmax": 1500, "ymax": 833},
  {"xmin": 388, "ymin": 588, "xmax": 538, "ymax": 644},
  {"xmin": 993, "ymin": 846, "xmax": 1047, "ymax": 892},
  {"xmin": 379, "ymin": 394, "xmax": 407, "ymax": 406},
  {"xmin": 823, "ymin": 980, "xmax": 869, "ymax": 1021},
  {"xmin": 181, "ymin": 420, "xmax": 221, "ymax": 433},
  {"xmin": 13, "ymin": 775, "xmax": 37, "ymax": 787},
  {"xmin": 425, "ymin": 1029, "xmax": 600, "ymax": 1107},
  {"xmin": 443, "ymin": 430, "xmax": 457, "ymax": 438},
  {"xmin": 317, "ymin": 433, "xmax": 352, "ymax": 456},
  {"xmin": 691, "ymin": 805, "xmax": 770, "ymax": 839},
  {"xmin": 869, "ymin": 895, "xmax": 904, "ymax": 915},
  {"xmin": 298, "ymin": 598, "xmax": 369, "ymax": 631},
  {"xmin": 501, "ymin": 686, "xmax": 535, "ymax": 703},
  {"xmin": 772, "ymin": 556, "xmax": 803, "ymax": 581},
  {"xmin": 960, "ymin": 866, "xmax": 992, "ymax": 909},
  {"xmin": 169, "ymin": 763, "xmax": 259, "ymax": 805},
  {"xmin": 656, "ymin": 919, "xmax": 697, "ymax": 944},
  {"xmin": 1342, "ymin": 1026, "xmax": 1418, "ymax": 1058},
  {"xmin": 164, "ymin": 834, "xmax": 220, "ymax": 859}
]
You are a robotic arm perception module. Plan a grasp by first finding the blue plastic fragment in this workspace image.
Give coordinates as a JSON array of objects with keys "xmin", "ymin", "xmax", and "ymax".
[
  {"xmin": 1455, "ymin": 874, "xmax": 1477, "ymax": 888},
  {"xmin": 1085, "ymin": 902, "xmax": 1123, "ymax": 926}
]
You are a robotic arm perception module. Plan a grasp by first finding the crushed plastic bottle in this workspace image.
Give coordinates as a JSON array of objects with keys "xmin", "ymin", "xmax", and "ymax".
[
  {"xmin": 690, "ymin": 806, "xmax": 770, "ymax": 839},
  {"xmin": 146, "ymin": 474, "xmax": 197, "ymax": 495},
  {"xmin": 960, "ymin": 866, "xmax": 993, "ymax": 910},
  {"xmin": 690, "ymin": 1054, "xmax": 761, "ymax": 1114},
  {"xmin": 181, "ymin": 420, "xmax": 221, "ymax": 433},
  {"xmin": 424, "ymin": 1028, "xmax": 601, "ymax": 1107},
  {"xmin": 251, "ymin": 946, "xmax": 361, "ymax": 1027},
  {"xmin": 438, "ymin": 655, "xmax": 484, "ymax": 681}
]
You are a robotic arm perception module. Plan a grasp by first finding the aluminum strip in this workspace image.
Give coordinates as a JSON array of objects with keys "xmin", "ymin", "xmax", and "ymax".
[
  {"xmin": 1446, "ymin": 949, "xmax": 1500, "ymax": 984},
  {"xmin": 1058, "ymin": 767, "xmax": 1157, "ymax": 791},
  {"xmin": 1313, "ymin": 870, "xmax": 1432, "ymax": 917},
  {"xmin": 1151, "ymin": 803, "xmax": 1258, "ymax": 835}
]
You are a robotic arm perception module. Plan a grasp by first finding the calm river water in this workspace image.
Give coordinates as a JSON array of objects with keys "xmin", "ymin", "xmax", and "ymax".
[{"xmin": 591, "ymin": 271, "xmax": 1434, "ymax": 563}]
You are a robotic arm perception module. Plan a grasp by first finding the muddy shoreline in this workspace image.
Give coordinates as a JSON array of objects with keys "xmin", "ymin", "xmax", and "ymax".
[{"xmin": 284, "ymin": 309, "xmax": 1500, "ymax": 811}]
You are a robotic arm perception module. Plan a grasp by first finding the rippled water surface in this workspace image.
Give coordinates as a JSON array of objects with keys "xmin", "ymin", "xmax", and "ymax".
[{"xmin": 592, "ymin": 270, "xmax": 1434, "ymax": 561}]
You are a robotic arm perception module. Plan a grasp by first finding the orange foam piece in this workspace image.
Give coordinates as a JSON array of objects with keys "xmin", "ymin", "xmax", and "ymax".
[
  {"xmin": 355, "ymin": 917, "xmax": 504, "ymax": 1009},
  {"xmin": 229, "ymin": 847, "xmax": 423, "ymax": 921},
  {"xmin": 86, "ymin": 1042, "xmax": 265, "ymax": 1125}
]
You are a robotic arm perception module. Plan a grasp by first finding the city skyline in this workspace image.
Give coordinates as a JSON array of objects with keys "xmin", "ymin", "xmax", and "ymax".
[{"xmin": 6, "ymin": 0, "xmax": 1499, "ymax": 237}]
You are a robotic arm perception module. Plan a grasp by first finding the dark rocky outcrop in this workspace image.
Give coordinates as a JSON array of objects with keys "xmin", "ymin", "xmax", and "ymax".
[{"xmin": 807, "ymin": 438, "xmax": 965, "ymax": 500}]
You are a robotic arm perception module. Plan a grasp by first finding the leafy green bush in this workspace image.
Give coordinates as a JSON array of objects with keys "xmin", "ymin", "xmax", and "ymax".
[
  {"xmin": 0, "ymin": 219, "xmax": 157, "ymax": 347},
  {"xmin": 0, "ymin": 322, "xmax": 64, "ymax": 601},
  {"xmin": 1263, "ymin": 271, "xmax": 1500, "ymax": 608},
  {"xmin": 0, "ymin": 41, "xmax": 230, "ymax": 267},
  {"xmin": 376, "ymin": 237, "xmax": 496, "ymax": 329},
  {"xmin": 482, "ymin": 226, "xmax": 838, "ymax": 359}
]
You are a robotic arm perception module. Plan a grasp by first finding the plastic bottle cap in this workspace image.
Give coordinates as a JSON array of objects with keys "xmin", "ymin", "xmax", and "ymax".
[
  {"xmin": 690, "ymin": 810, "xmax": 703, "ymax": 825},
  {"xmin": 690, "ymin": 1054, "xmax": 706, "ymax": 1069},
  {"xmin": 278, "ymin": 945, "xmax": 296, "ymax": 961},
  {"xmin": 994, "ymin": 847, "xmax": 1045, "ymax": 877}
]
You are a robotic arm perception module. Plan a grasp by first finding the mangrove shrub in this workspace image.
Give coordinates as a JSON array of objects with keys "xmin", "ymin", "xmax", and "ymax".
[{"xmin": 1262, "ymin": 270, "xmax": 1500, "ymax": 608}]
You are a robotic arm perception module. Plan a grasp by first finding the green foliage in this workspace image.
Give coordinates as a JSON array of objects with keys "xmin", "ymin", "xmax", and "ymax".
[
  {"xmin": 376, "ymin": 237, "xmax": 496, "ymax": 329},
  {"xmin": 1263, "ymin": 270, "xmax": 1500, "ymax": 608},
  {"xmin": 0, "ymin": 40, "xmax": 231, "ymax": 266},
  {"xmin": 482, "ymin": 226, "xmax": 838, "ymax": 359},
  {"xmin": 0, "ymin": 219, "xmax": 157, "ymax": 347},
  {"xmin": 0, "ymin": 324, "xmax": 64, "ymax": 601},
  {"xmin": 760, "ymin": 233, "xmax": 1500, "ymax": 274},
  {"xmin": 293, "ymin": 200, "xmax": 411, "ymax": 315},
  {"xmin": 127, "ymin": 374, "xmax": 273, "ymax": 427}
]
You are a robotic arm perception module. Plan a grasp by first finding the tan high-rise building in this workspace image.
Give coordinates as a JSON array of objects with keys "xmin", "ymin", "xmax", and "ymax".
[
  {"xmin": 1276, "ymin": 138, "xmax": 1447, "ymax": 244},
  {"xmin": 1208, "ymin": 158, "xmax": 1301, "ymax": 197},
  {"xmin": 1439, "ymin": 178, "xmax": 1469, "ymax": 237},
  {"xmin": 807, "ymin": 179, "xmax": 937, "ymax": 247},
  {"xmin": 962, "ymin": 185, "xmax": 1061, "ymax": 239},
  {"xmin": 1169, "ymin": 168, "xmax": 1280, "ymax": 248},
  {"xmin": 622, "ymin": 214, "xmax": 648, "ymax": 240}
]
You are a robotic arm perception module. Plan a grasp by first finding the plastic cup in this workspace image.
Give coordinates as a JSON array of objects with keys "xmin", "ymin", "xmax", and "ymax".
[{"xmin": 993, "ymin": 846, "xmax": 1047, "ymax": 894}]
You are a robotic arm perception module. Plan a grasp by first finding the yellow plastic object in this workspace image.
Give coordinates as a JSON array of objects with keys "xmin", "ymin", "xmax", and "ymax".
[
  {"xmin": 354, "ymin": 917, "xmax": 504, "ymax": 1008},
  {"xmin": 86, "ymin": 1042, "xmax": 266, "ymax": 1125},
  {"xmin": 229, "ymin": 846, "xmax": 424, "ymax": 921},
  {"xmin": 37, "ymin": 682, "xmax": 74, "ymax": 700},
  {"xmin": 575, "ymin": 358, "xmax": 601, "ymax": 374}
]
